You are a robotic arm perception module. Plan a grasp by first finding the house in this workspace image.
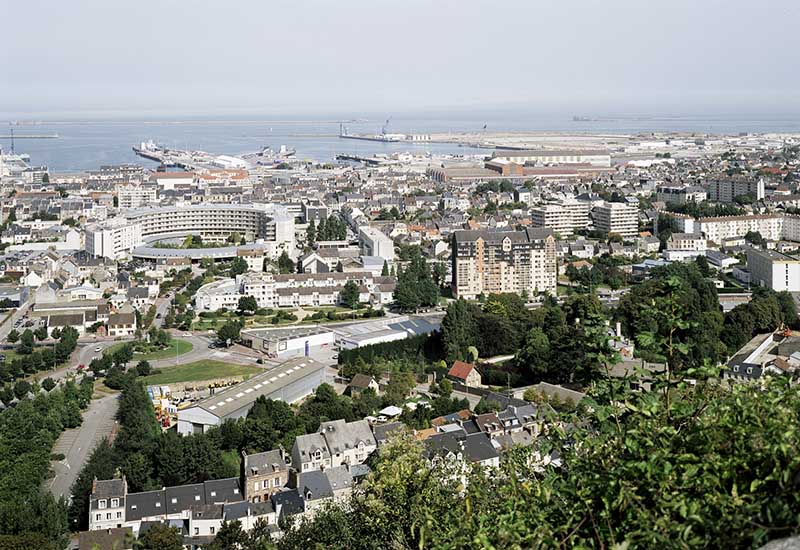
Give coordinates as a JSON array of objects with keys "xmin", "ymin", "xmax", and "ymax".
[
  {"xmin": 291, "ymin": 433, "xmax": 331, "ymax": 472},
  {"xmin": 346, "ymin": 374, "xmax": 380, "ymax": 396},
  {"xmin": 89, "ymin": 478, "xmax": 128, "ymax": 531},
  {"xmin": 47, "ymin": 312, "xmax": 87, "ymax": 337},
  {"xmin": 317, "ymin": 419, "xmax": 377, "ymax": 468},
  {"xmin": 126, "ymin": 287, "xmax": 152, "ymax": 311},
  {"xmin": 242, "ymin": 449, "xmax": 289, "ymax": 502},
  {"xmin": 108, "ymin": 312, "xmax": 136, "ymax": 337},
  {"xmin": 294, "ymin": 470, "xmax": 334, "ymax": 516},
  {"xmin": 447, "ymin": 361, "xmax": 483, "ymax": 388},
  {"xmin": 78, "ymin": 527, "xmax": 133, "ymax": 550}
]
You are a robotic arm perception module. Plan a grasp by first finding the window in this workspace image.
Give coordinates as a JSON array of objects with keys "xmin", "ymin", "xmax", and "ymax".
[
  {"xmin": 116, "ymin": 512, "xmax": 122, "ymax": 519},
  {"xmin": 194, "ymin": 495, "xmax": 201, "ymax": 501},
  {"xmin": 155, "ymin": 502, "xmax": 161, "ymax": 508},
  {"xmin": 131, "ymin": 505, "xmax": 137, "ymax": 510},
  {"xmin": 210, "ymin": 491, "xmax": 216, "ymax": 497},
  {"xmin": 171, "ymin": 498, "xmax": 177, "ymax": 504},
  {"xmin": 233, "ymin": 488, "xmax": 239, "ymax": 494},
  {"xmin": 98, "ymin": 499, "xmax": 107, "ymax": 509},
  {"xmin": 194, "ymin": 528, "xmax": 199, "ymax": 535},
  {"xmin": 106, "ymin": 513, "xmax": 111, "ymax": 520},
  {"xmin": 95, "ymin": 514, "xmax": 101, "ymax": 521},
  {"xmin": 111, "ymin": 498, "xmax": 119, "ymax": 508},
  {"xmin": 210, "ymin": 527, "xmax": 215, "ymax": 535}
]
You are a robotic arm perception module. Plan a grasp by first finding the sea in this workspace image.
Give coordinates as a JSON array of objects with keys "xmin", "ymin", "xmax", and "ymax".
[{"xmin": 3, "ymin": 110, "xmax": 800, "ymax": 172}]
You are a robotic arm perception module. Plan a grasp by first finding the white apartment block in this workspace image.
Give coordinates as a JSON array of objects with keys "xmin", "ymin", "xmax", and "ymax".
[
  {"xmin": 490, "ymin": 149, "xmax": 611, "ymax": 167},
  {"xmin": 656, "ymin": 185, "xmax": 708, "ymax": 205},
  {"xmin": 358, "ymin": 226, "xmax": 395, "ymax": 260},
  {"xmin": 705, "ymin": 178, "xmax": 765, "ymax": 203},
  {"xmin": 194, "ymin": 272, "xmax": 394, "ymax": 312},
  {"xmin": 116, "ymin": 183, "xmax": 157, "ymax": 209},
  {"xmin": 698, "ymin": 215, "xmax": 788, "ymax": 244},
  {"xmin": 451, "ymin": 228, "xmax": 557, "ymax": 299},
  {"xmin": 747, "ymin": 248, "xmax": 800, "ymax": 292},
  {"xmin": 592, "ymin": 202, "xmax": 639, "ymax": 238},
  {"xmin": 663, "ymin": 233, "xmax": 708, "ymax": 261},
  {"xmin": 85, "ymin": 218, "xmax": 143, "ymax": 259},
  {"xmin": 530, "ymin": 200, "xmax": 590, "ymax": 237}
]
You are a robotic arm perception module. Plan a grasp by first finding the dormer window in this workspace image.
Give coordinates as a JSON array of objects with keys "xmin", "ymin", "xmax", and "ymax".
[
  {"xmin": 155, "ymin": 502, "xmax": 161, "ymax": 508},
  {"xmin": 111, "ymin": 498, "xmax": 119, "ymax": 508},
  {"xmin": 746, "ymin": 367, "xmax": 753, "ymax": 374},
  {"xmin": 98, "ymin": 500, "xmax": 107, "ymax": 509}
]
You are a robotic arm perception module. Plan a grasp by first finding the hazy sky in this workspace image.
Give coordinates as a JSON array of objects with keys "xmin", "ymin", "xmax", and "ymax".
[{"xmin": 3, "ymin": 0, "xmax": 800, "ymax": 117}]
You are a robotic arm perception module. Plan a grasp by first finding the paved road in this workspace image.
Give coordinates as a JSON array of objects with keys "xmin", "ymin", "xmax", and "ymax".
[
  {"xmin": 153, "ymin": 296, "xmax": 172, "ymax": 328},
  {"xmin": 48, "ymin": 393, "xmax": 119, "ymax": 499},
  {"xmin": 0, "ymin": 302, "xmax": 30, "ymax": 341}
]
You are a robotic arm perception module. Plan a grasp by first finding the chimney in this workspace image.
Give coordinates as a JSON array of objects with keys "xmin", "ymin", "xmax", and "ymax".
[{"xmin": 616, "ymin": 322, "xmax": 622, "ymax": 338}]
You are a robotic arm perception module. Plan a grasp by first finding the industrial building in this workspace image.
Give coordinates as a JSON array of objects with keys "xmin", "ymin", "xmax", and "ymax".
[
  {"xmin": 489, "ymin": 149, "xmax": 611, "ymax": 167},
  {"xmin": 240, "ymin": 326, "xmax": 335, "ymax": 357},
  {"xmin": 333, "ymin": 316, "xmax": 441, "ymax": 349},
  {"xmin": 176, "ymin": 358, "xmax": 326, "ymax": 436}
]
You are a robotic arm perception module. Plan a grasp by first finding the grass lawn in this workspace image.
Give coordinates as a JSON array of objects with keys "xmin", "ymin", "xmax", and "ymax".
[
  {"xmin": 141, "ymin": 360, "xmax": 261, "ymax": 385},
  {"xmin": 106, "ymin": 339, "xmax": 193, "ymax": 361}
]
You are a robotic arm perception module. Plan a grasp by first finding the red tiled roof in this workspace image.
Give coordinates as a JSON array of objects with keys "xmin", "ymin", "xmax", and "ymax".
[{"xmin": 448, "ymin": 361, "xmax": 475, "ymax": 381}]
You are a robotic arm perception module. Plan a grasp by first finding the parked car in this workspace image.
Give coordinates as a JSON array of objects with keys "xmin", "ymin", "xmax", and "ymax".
[{"xmin": 95, "ymin": 347, "xmax": 103, "ymax": 353}]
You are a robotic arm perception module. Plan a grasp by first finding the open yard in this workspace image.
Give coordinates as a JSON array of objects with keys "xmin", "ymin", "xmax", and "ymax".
[{"xmin": 140, "ymin": 360, "xmax": 261, "ymax": 385}]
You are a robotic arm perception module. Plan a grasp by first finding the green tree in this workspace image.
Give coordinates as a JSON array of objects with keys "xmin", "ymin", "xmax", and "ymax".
[
  {"xmin": 238, "ymin": 295, "xmax": 259, "ymax": 314},
  {"xmin": 41, "ymin": 378, "xmax": 56, "ymax": 392},
  {"xmin": 381, "ymin": 260, "xmax": 389, "ymax": 277},
  {"xmin": 217, "ymin": 320, "xmax": 242, "ymax": 346},
  {"xmin": 230, "ymin": 256, "xmax": 249, "ymax": 276},
  {"xmin": 17, "ymin": 330, "xmax": 35, "ymax": 355},
  {"xmin": 7, "ymin": 329, "xmax": 19, "ymax": 344},
  {"xmin": 135, "ymin": 361, "xmax": 152, "ymax": 377},
  {"xmin": 277, "ymin": 251, "xmax": 294, "ymax": 274},
  {"xmin": 306, "ymin": 220, "xmax": 317, "ymax": 248},
  {"xmin": 340, "ymin": 280, "xmax": 360, "ymax": 310},
  {"xmin": 440, "ymin": 299, "xmax": 477, "ymax": 362},
  {"xmin": 135, "ymin": 522, "xmax": 183, "ymax": 550},
  {"xmin": 33, "ymin": 326, "xmax": 48, "ymax": 342}
]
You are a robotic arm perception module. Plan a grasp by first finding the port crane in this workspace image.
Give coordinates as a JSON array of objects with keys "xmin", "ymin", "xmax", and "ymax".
[{"xmin": 381, "ymin": 117, "xmax": 391, "ymax": 136}]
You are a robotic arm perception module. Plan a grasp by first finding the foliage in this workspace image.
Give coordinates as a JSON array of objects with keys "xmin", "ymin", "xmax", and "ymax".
[
  {"xmin": 340, "ymin": 280, "xmax": 360, "ymax": 309},
  {"xmin": 277, "ymin": 251, "xmax": 295, "ymax": 274},
  {"xmin": 135, "ymin": 522, "xmax": 183, "ymax": 550},
  {"xmin": 394, "ymin": 246, "xmax": 439, "ymax": 312}
]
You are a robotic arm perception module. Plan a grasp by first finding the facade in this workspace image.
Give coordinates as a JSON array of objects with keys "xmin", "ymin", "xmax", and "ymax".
[
  {"xmin": 697, "ymin": 214, "xmax": 794, "ymax": 244},
  {"xmin": 124, "ymin": 203, "xmax": 295, "ymax": 256},
  {"xmin": 107, "ymin": 312, "xmax": 136, "ymax": 337},
  {"xmin": 177, "ymin": 358, "xmax": 326, "ymax": 436},
  {"xmin": 116, "ymin": 184, "xmax": 157, "ymax": 209},
  {"xmin": 705, "ymin": 178, "xmax": 765, "ymax": 203},
  {"xmin": 291, "ymin": 419, "xmax": 377, "ymax": 472},
  {"xmin": 358, "ymin": 226, "xmax": 395, "ymax": 260},
  {"xmin": 447, "ymin": 361, "xmax": 483, "ymax": 387},
  {"xmin": 85, "ymin": 219, "xmax": 144, "ymax": 260},
  {"xmin": 530, "ymin": 200, "xmax": 590, "ymax": 236},
  {"xmin": 242, "ymin": 449, "xmax": 290, "ymax": 502},
  {"xmin": 240, "ymin": 326, "xmax": 335, "ymax": 357},
  {"xmin": 591, "ymin": 202, "xmax": 639, "ymax": 238},
  {"xmin": 490, "ymin": 149, "xmax": 611, "ymax": 167},
  {"xmin": 656, "ymin": 185, "xmax": 708, "ymax": 205},
  {"xmin": 451, "ymin": 228, "xmax": 557, "ymax": 299},
  {"xmin": 194, "ymin": 272, "xmax": 393, "ymax": 312},
  {"xmin": 747, "ymin": 248, "xmax": 800, "ymax": 292}
]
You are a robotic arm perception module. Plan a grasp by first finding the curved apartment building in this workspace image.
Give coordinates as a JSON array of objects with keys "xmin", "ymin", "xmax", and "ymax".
[{"xmin": 86, "ymin": 203, "xmax": 295, "ymax": 260}]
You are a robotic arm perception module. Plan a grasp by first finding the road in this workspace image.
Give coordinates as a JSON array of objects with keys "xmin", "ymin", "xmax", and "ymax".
[
  {"xmin": 48, "ymin": 393, "xmax": 119, "ymax": 499},
  {"xmin": 0, "ymin": 302, "xmax": 30, "ymax": 341},
  {"xmin": 153, "ymin": 295, "xmax": 172, "ymax": 328}
]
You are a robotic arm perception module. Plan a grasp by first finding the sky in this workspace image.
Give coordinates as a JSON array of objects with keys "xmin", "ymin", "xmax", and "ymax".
[{"xmin": 2, "ymin": 0, "xmax": 800, "ymax": 118}]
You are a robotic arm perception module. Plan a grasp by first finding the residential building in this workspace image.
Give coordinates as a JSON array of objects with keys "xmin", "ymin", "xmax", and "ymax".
[
  {"xmin": 451, "ymin": 227, "xmax": 557, "ymax": 299},
  {"xmin": 705, "ymin": 178, "xmax": 765, "ymax": 203},
  {"xmin": 358, "ymin": 226, "xmax": 395, "ymax": 260},
  {"xmin": 242, "ymin": 449, "xmax": 290, "ymax": 502},
  {"xmin": 447, "ymin": 361, "xmax": 483, "ymax": 388},
  {"xmin": 116, "ymin": 184, "xmax": 157, "ymax": 209},
  {"xmin": 530, "ymin": 200, "xmax": 590, "ymax": 237},
  {"xmin": 592, "ymin": 202, "xmax": 639, "ymax": 238},
  {"xmin": 85, "ymin": 218, "xmax": 143, "ymax": 260},
  {"xmin": 107, "ymin": 312, "xmax": 136, "ymax": 337},
  {"xmin": 747, "ymin": 248, "xmax": 800, "ymax": 292}
]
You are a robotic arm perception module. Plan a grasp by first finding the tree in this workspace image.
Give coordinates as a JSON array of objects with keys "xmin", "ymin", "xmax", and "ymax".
[
  {"xmin": 206, "ymin": 520, "xmax": 248, "ymax": 550},
  {"xmin": 340, "ymin": 280, "xmax": 360, "ymax": 310},
  {"xmin": 381, "ymin": 260, "xmax": 389, "ymax": 277},
  {"xmin": 17, "ymin": 329, "xmax": 35, "ymax": 355},
  {"xmin": 230, "ymin": 257, "xmax": 248, "ymax": 277},
  {"xmin": 41, "ymin": 377, "xmax": 56, "ymax": 392},
  {"xmin": 306, "ymin": 220, "xmax": 317, "ymax": 248},
  {"xmin": 12, "ymin": 380, "xmax": 31, "ymax": 399},
  {"xmin": 136, "ymin": 361, "xmax": 152, "ymax": 377},
  {"xmin": 516, "ymin": 327, "xmax": 551, "ymax": 379},
  {"xmin": 112, "ymin": 344, "xmax": 135, "ymax": 368},
  {"xmin": 238, "ymin": 295, "xmax": 258, "ymax": 314},
  {"xmin": 441, "ymin": 299, "xmax": 477, "ymax": 362},
  {"xmin": 34, "ymin": 325, "xmax": 48, "ymax": 342},
  {"xmin": 278, "ymin": 251, "xmax": 294, "ymax": 274},
  {"xmin": 135, "ymin": 523, "xmax": 183, "ymax": 550},
  {"xmin": 217, "ymin": 320, "xmax": 242, "ymax": 346},
  {"xmin": 7, "ymin": 329, "xmax": 19, "ymax": 344}
]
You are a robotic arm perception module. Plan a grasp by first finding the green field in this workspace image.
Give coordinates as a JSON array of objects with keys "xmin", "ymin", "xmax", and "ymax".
[
  {"xmin": 141, "ymin": 360, "xmax": 261, "ymax": 385},
  {"xmin": 106, "ymin": 339, "xmax": 193, "ymax": 361}
]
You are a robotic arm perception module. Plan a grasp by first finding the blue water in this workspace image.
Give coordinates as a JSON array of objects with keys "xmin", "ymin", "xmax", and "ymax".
[{"xmin": 3, "ymin": 111, "xmax": 800, "ymax": 172}]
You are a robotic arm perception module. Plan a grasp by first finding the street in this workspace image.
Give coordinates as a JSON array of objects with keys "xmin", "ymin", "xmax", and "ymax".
[{"xmin": 48, "ymin": 393, "xmax": 119, "ymax": 499}]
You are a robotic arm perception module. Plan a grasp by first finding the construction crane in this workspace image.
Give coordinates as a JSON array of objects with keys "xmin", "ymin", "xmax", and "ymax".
[
  {"xmin": 381, "ymin": 117, "xmax": 391, "ymax": 136},
  {"xmin": 9, "ymin": 125, "xmax": 14, "ymax": 154}
]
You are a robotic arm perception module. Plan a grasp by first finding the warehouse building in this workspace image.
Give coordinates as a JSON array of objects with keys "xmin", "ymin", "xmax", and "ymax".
[
  {"xmin": 177, "ymin": 358, "xmax": 326, "ymax": 436},
  {"xmin": 239, "ymin": 326, "xmax": 335, "ymax": 357},
  {"xmin": 334, "ymin": 316, "xmax": 441, "ymax": 349}
]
